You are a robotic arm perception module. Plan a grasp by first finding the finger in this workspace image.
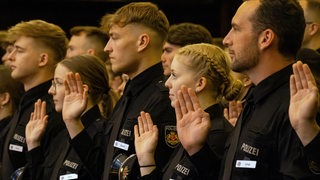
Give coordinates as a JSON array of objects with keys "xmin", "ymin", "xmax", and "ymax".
[
  {"xmin": 42, "ymin": 115, "xmax": 49, "ymax": 128},
  {"xmin": 35, "ymin": 99, "xmax": 41, "ymax": 120},
  {"xmin": 40, "ymin": 101, "xmax": 46, "ymax": 119},
  {"xmin": 64, "ymin": 78, "xmax": 70, "ymax": 95},
  {"xmin": 67, "ymin": 72, "xmax": 77, "ymax": 93},
  {"xmin": 75, "ymin": 73, "xmax": 84, "ymax": 94},
  {"xmin": 137, "ymin": 116, "xmax": 144, "ymax": 135},
  {"xmin": 302, "ymin": 63, "xmax": 317, "ymax": 88},
  {"xmin": 290, "ymin": 75, "xmax": 297, "ymax": 97},
  {"xmin": 134, "ymin": 125, "xmax": 139, "ymax": 138},
  {"xmin": 145, "ymin": 112, "xmax": 154, "ymax": 132},
  {"xmin": 82, "ymin": 84, "xmax": 89, "ymax": 107},
  {"xmin": 188, "ymin": 88, "xmax": 201, "ymax": 110},
  {"xmin": 292, "ymin": 62, "xmax": 303, "ymax": 90},
  {"xmin": 296, "ymin": 61, "xmax": 308, "ymax": 89},
  {"xmin": 30, "ymin": 112, "xmax": 34, "ymax": 122},
  {"xmin": 141, "ymin": 111, "xmax": 150, "ymax": 132},
  {"xmin": 177, "ymin": 89, "xmax": 187, "ymax": 115},
  {"xmin": 181, "ymin": 86, "xmax": 194, "ymax": 111},
  {"xmin": 236, "ymin": 100, "xmax": 243, "ymax": 116},
  {"xmin": 175, "ymin": 99, "xmax": 182, "ymax": 121}
]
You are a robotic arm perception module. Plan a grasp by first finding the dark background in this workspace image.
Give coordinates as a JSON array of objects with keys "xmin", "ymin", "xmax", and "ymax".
[{"xmin": 0, "ymin": 0, "xmax": 242, "ymax": 38}]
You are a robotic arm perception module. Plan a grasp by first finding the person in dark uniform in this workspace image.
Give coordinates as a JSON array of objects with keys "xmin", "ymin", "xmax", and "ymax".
[
  {"xmin": 299, "ymin": 0, "xmax": 320, "ymax": 53},
  {"xmin": 161, "ymin": 23, "xmax": 213, "ymax": 77},
  {"xmin": 101, "ymin": 2, "xmax": 176, "ymax": 179},
  {"xmin": 1, "ymin": 20, "xmax": 67, "ymax": 180},
  {"xmin": 134, "ymin": 43, "xmax": 243, "ymax": 179},
  {"xmin": 0, "ymin": 65, "xmax": 24, "ymax": 177},
  {"xmin": 25, "ymin": 54, "xmax": 112, "ymax": 179},
  {"xmin": 220, "ymin": 0, "xmax": 320, "ymax": 179}
]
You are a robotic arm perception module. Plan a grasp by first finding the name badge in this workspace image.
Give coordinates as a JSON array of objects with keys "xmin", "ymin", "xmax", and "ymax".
[
  {"xmin": 235, "ymin": 160, "xmax": 257, "ymax": 169},
  {"xmin": 59, "ymin": 173, "xmax": 78, "ymax": 180},
  {"xmin": 114, "ymin": 140, "xmax": 129, "ymax": 151},
  {"xmin": 9, "ymin": 144, "xmax": 23, "ymax": 152}
]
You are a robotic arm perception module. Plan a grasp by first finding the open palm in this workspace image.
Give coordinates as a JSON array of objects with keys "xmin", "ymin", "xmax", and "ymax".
[
  {"xmin": 62, "ymin": 72, "xmax": 88, "ymax": 123},
  {"xmin": 175, "ymin": 86, "xmax": 211, "ymax": 156},
  {"xmin": 26, "ymin": 99, "xmax": 48, "ymax": 150},
  {"xmin": 134, "ymin": 111, "xmax": 158, "ymax": 165},
  {"xmin": 289, "ymin": 61, "xmax": 320, "ymax": 145}
]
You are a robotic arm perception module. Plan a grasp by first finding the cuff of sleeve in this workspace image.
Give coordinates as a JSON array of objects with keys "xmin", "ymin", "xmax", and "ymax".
[
  {"xmin": 189, "ymin": 144, "xmax": 218, "ymax": 171},
  {"xmin": 27, "ymin": 146, "xmax": 43, "ymax": 165},
  {"xmin": 304, "ymin": 132, "xmax": 320, "ymax": 174}
]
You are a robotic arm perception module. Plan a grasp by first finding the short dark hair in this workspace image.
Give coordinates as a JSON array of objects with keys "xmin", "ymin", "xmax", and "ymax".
[
  {"xmin": 166, "ymin": 22, "xmax": 213, "ymax": 46},
  {"xmin": 250, "ymin": 0, "xmax": 305, "ymax": 58},
  {"xmin": 70, "ymin": 26, "xmax": 108, "ymax": 61}
]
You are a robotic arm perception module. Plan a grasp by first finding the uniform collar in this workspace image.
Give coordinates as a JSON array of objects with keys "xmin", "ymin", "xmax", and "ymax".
[
  {"xmin": 125, "ymin": 62, "xmax": 164, "ymax": 97},
  {"xmin": 251, "ymin": 64, "xmax": 293, "ymax": 104}
]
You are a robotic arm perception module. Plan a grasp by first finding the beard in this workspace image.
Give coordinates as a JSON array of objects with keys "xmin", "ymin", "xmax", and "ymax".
[{"xmin": 231, "ymin": 41, "xmax": 260, "ymax": 73}]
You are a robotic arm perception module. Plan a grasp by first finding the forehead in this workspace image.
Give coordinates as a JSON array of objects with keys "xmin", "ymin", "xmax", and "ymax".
[
  {"xmin": 232, "ymin": 1, "xmax": 259, "ymax": 26},
  {"xmin": 14, "ymin": 36, "xmax": 37, "ymax": 47},
  {"xmin": 163, "ymin": 42, "xmax": 181, "ymax": 49},
  {"xmin": 171, "ymin": 55, "xmax": 191, "ymax": 71},
  {"xmin": 55, "ymin": 64, "xmax": 71, "ymax": 77}
]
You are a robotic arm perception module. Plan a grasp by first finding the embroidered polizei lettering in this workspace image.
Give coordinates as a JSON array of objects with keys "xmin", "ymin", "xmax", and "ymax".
[
  {"xmin": 175, "ymin": 164, "xmax": 190, "ymax": 176},
  {"xmin": 121, "ymin": 129, "xmax": 131, "ymax": 137},
  {"xmin": 13, "ymin": 134, "xmax": 25, "ymax": 143},
  {"xmin": 240, "ymin": 143, "xmax": 259, "ymax": 156},
  {"xmin": 63, "ymin": 160, "xmax": 79, "ymax": 170}
]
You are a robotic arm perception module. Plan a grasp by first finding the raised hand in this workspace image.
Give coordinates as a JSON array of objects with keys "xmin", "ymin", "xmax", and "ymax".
[
  {"xmin": 134, "ymin": 111, "xmax": 158, "ymax": 176},
  {"xmin": 175, "ymin": 86, "xmax": 211, "ymax": 156},
  {"xmin": 62, "ymin": 72, "xmax": 88, "ymax": 138},
  {"xmin": 224, "ymin": 100, "xmax": 243, "ymax": 127},
  {"xmin": 26, "ymin": 99, "xmax": 48, "ymax": 151},
  {"xmin": 289, "ymin": 61, "xmax": 320, "ymax": 146}
]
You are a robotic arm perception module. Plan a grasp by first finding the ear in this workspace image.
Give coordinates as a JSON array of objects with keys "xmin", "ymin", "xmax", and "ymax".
[
  {"xmin": 258, "ymin": 29, "xmax": 274, "ymax": 51},
  {"xmin": 0, "ymin": 92, "xmax": 10, "ymax": 106},
  {"xmin": 87, "ymin": 49, "xmax": 95, "ymax": 56},
  {"xmin": 309, "ymin": 23, "xmax": 319, "ymax": 36},
  {"xmin": 39, "ymin": 53, "xmax": 49, "ymax": 67},
  {"xmin": 195, "ymin": 77, "xmax": 207, "ymax": 93},
  {"xmin": 137, "ymin": 33, "xmax": 150, "ymax": 52}
]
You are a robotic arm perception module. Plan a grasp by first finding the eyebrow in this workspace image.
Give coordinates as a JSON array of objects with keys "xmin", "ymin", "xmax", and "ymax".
[{"xmin": 14, "ymin": 45, "xmax": 25, "ymax": 51}]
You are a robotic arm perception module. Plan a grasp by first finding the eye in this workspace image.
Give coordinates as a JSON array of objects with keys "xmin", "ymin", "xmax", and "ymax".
[
  {"xmin": 170, "ymin": 72, "xmax": 177, "ymax": 79},
  {"xmin": 55, "ymin": 80, "xmax": 64, "ymax": 86}
]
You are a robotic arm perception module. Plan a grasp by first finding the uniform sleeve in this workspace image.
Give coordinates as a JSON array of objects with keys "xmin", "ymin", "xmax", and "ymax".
[
  {"xmin": 188, "ymin": 144, "xmax": 221, "ymax": 180},
  {"xmin": 70, "ymin": 125, "xmax": 106, "ymax": 179},
  {"xmin": 24, "ymin": 147, "xmax": 44, "ymax": 180},
  {"xmin": 304, "ymin": 132, "xmax": 320, "ymax": 175}
]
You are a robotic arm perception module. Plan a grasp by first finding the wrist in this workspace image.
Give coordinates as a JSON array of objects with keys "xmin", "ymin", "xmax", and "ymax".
[{"xmin": 296, "ymin": 120, "xmax": 320, "ymax": 146}]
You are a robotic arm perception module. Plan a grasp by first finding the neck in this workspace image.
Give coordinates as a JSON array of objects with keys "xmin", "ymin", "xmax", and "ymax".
[
  {"xmin": 0, "ymin": 106, "xmax": 12, "ymax": 120},
  {"xmin": 198, "ymin": 91, "xmax": 218, "ymax": 110},
  {"xmin": 246, "ymin": 52, "xmax": 295, "ymax": 85}
]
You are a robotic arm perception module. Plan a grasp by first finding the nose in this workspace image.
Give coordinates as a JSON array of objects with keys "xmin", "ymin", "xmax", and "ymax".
[
  {"xmin": 165, "ymin": 76, "xmax": 172, "ymax": 88},
  {"xmin": 48, "ymin": 84, "xmax": 55, "ymax": 95},
  {"xmin": 7, "ymin": 48, "xmax": 16, "ymax": 62},
  {"xmin": 104, "ymin": 40, "xmax": 112, "ymax": 53},
  {"xmin": 223, "ymin": 31, "xmax": 232, "ymax": 47},
  {"xmin": 161, "ymin": 52, "xmax": 166, "ymax": 63}
]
